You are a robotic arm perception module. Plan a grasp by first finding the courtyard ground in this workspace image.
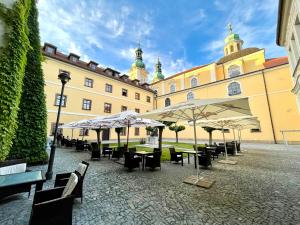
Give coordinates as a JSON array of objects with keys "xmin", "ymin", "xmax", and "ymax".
[{"xmin": 1, "ymin": 143, "xmax": 300, "ymax": 225}]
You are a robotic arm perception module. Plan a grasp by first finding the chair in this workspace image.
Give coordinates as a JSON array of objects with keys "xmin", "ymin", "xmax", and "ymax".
[
  {"xmin": 169, "ymin": 147, "xmax": 183, "ymax": 166},
  {"xmin": 124, "ymin": 152, "xmax": 140, "ymax": 171},
  {"xmin": 145, "ymin": 149, "xmax": 161, "ymax": 170},
  {"xmin": 102, "ymin": 144, "xmax": 113, "ymax": 158},
  {"xmin": 29, "ymin": 172, "xmax": 79, "ymax": 225},
  {"xmin": 65, "ymin": 140, "xmax": 73, "ymax": 148},
  {"xmin": 198, "ymin": 149, "xmax": 212, "ymax": 168},
  {"xmin": 75, "ymin": 140, "xmax": 84, "ymax": 151},
  {"xmin": 90, "ymin": 142, "xmax": 100, "ymax": 160},
  {"xmin": 111, "ymin": 146, "xmax": 125, "ymax": 160},
  {"xmin": 226, "ymin": 142, "xmax": 235, "ymax": 155},
  {"xmin": 54, "ymin": 161, "xmax": 89, "ymax": 203}
]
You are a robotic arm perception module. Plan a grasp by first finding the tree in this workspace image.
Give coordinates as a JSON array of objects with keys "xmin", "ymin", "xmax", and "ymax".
[
  {"xmin": 202, "ymin": 126, "xmax": 219, "ymax": 145},
  {"xmin": 169, "ymin": 125, "xmax": 186, "ymax": 143},
  {"xmin": 0, "ymin": 0, "xmax": 31, "ymax": 160},
  {"xmin": 10, "ymin": 1, "xmax": 48, "ymax": 164},
  {"xmin": 115, "ymin": 128, "xmax": 122, "ymax": 147}
]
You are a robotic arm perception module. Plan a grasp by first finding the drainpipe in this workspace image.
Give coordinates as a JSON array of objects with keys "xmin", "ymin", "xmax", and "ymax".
[{"xmin": 262, "ymin": 70, "xmax": 277, "ymax": 144}]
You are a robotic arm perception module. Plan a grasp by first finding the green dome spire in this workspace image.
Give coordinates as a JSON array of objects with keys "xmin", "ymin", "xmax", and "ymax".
[
  {"xmin": 152, "ymin": 57, "xmax": 164, "ymax": 83},
  {"xmin": 134, "ymin": 41, "xmax": 145, "ymax": 69}
]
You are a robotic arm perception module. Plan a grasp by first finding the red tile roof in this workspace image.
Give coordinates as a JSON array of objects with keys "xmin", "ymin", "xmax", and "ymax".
[{"xmin": 263, "ymin": 57, "xmax": 288, "ymax": 68}]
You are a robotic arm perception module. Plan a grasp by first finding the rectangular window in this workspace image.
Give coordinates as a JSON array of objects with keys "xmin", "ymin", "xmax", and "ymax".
[
  {"xmin": 82, "ymin": 99, "xmax": 92, "ymax": 110},
  {"xmin": 250, "ymin": 128, "xmax": 261, "ymax": 133},
  {"xmin": 122, "ymin": 89, "xmax": 128, "ymax": 97},
  {"xmin": 50, "ymin": 122, "xmax": 63, "ymax": 136},
  {"xmin": 54, "ymin": 94, "xmax": 67, "ymax": 107},
  {"xmin": 105, "ymin": 84, "xmax": 112, "ymax": 93},
  {"xmin": 90, "ymin": 64, "xmax": 96, "ymax": 70},
  {"xmin": 120, "ymin": 127, "xmax": 126, "ymax": 136},
  {"xmin": 135, "ymin": 128, "xmax": 140, "ymax": 136},
  {"xmin": 104, "ymin": 103, "xmax": 112, "ymax": 113},
  {"xmin": 71, "ymin": 56, "xmax": 78, "ymax": 63},
  {"xmin": 135, "ymin": 92, "xmax": 140, "ymax": 100},
  {"xmin": 146, "ymin": 96, "xmax": 151, "ymax": 103},
  {"xmin": 135, "ymin": 108, "xmax": 140, "ymax": 113},
  {"xmin": 84, "ymin": 78, "xmax": 93, "ymax": 88},
  {"xmin": 121, "ymin": 106, "xmax": 127, "ymax": 112},
  {"xmin": 79, "ymin": 129, "xmax": 89, "ymax": 136}
]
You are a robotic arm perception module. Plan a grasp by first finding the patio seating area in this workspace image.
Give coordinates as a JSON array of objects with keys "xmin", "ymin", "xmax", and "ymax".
[{"xmin": 1, "ymin": 143, "xmax": 300, "ymax": 225}]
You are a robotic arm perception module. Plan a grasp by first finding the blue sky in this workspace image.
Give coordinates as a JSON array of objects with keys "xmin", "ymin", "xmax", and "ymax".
[{"xmin": 38, "ymin": 0, "xmax": 285, "ymax": 80}]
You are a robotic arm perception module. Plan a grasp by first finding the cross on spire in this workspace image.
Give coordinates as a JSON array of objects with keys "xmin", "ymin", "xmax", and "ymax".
[{"xmin": 227, "ymin": 23, "xmax": 233, "ymax": 34}]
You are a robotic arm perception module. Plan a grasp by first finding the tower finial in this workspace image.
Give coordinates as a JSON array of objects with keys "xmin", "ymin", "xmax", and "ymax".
[{"xmin": 227, "ymin": 23, "xmax": 233, "ymax": 34}]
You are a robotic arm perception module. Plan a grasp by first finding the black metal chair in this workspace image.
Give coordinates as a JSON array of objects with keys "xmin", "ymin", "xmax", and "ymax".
[
  {"xmin": 169, "ymin": 147, "xmax": 183, "ymax": 166},
  {"xmin": 226, "ymin": 142, "xmax": 235, "ymax": 155},
  {"xmin": 102, "ymin": 144, "xmax": 113, "ymax": 158},
  {"xmin": 29, "ymin": 172, "xmax": 79, "ymax": 225},
  {"xmin": 124, "ymin": 152, "xmax": 140, "ymax": 171},
  {"xmin": 145, "ymin": 148, "xmax": 161, "ymax": 170},
  {"xmin": 90, "ymin": 142, "xmax": 101, "ymax": 160},
  {"xmin": 54, "ymin": 161, "xmax": 89, "ymax": 203},
  {"xmin": 75, "ymin": 140, "xmax": 84, "ymax": 151}
]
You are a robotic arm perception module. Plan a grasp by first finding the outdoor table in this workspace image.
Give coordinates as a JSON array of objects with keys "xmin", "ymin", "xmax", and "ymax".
[
  {"xmin": 0, "ymin": 170, "xmax": 45, "ymax": 199},
  {"xmin": 135, "ymin": 151, "xmax": 154, "ymax": 171},
  {"xmin": 177, "ymin": 148, "xmax": 197, "ymax": 168}
]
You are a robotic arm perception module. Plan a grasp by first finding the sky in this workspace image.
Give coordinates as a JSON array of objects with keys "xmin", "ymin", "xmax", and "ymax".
[{"xmin": 37, "ymin": 0, "xmax": 285, "ymax": 80}]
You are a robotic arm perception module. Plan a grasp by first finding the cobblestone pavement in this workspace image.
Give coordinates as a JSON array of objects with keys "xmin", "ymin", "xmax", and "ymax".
[{"xmin": 1, "ymin": 144, "xmax": 300, "ymax": 225}]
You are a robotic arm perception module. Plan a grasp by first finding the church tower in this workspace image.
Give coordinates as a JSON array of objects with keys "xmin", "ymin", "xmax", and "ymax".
[
  {"xmin": 224, "ymin": 23, "xmax": 244, "ymax": 56},
  {"xmin": 128, "ymin": 42, "xmax": 149, "ymax": 83},
  {"xmin": 152, "ymin": 57, "xmax": 165, "ymax": 83}
]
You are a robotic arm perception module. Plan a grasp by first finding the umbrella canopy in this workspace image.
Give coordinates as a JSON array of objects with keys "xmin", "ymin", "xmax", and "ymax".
[
  {"xmin": 140, "ymin": 97, "xmax": 253, "ymax": 180},
  {"xmin": 195, "ymin": 116, "xmax": 260, "ymax": 159}
]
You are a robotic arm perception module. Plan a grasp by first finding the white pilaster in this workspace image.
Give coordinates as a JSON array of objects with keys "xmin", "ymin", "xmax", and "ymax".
[{"xmin": 210, "ymin": 63, "xmax": 216, "ymax": 82}]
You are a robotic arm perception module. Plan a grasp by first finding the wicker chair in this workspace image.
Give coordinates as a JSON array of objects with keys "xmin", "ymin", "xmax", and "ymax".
[
  {"xmin": 145, "ymin": 148, "xmax": 161, "ymax": 170},
  {"xmin": 29, "ymin": 172, "xmax": 79, "ymax": 225},
  {"xmin": 111, "ymin": 146, "xmax": 125, "ymax": 160},
  {"xmin": 102, "ymin": 144, "xmax": 113, "ymax": 158},
  {"xmin": 124, "ymin": 152, "xmax": 140, "ymax": 171},
  {"xmin": 54, "ymin": 161, "xmax": 89, "ymax": 203},
  {"xmin": 198, "ymin": 149, "xmax": 212, "ymax": 168},
  {"xmin": 169, "ymin": 147, "xmax": 183, "ymax": 166},
  {"xmin": 90, "ymin": 142, "xmax": 101, "ymax": 160}
]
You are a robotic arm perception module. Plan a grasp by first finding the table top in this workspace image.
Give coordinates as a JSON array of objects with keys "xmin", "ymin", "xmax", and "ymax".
[
  {"xmin": 0, "ymin": 171, "xmax": 44, "ymax": 188},
  {"xmin": 179, "ymin": 149, "xmax": 197, "ymax": 154},
  {"xmin": 206, "ymin": 146, "xmax": 217, "ymax": 150},
  {"xmin": 135, "ymin": 151, "xmax": 153, "ymax": 155}
]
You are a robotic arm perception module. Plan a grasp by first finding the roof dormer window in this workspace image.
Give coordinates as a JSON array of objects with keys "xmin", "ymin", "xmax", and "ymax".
[
  {"xmin": 69, "ymin": 53, "xmax": 80, "ymax": 63},
  {"xmin": 44, "ymin": 43, "xmax": 57, "ymax": 54},
  {"xmin": 88, "ymin": 61, "xmax": 98, "ymax": 70},
  {"xmin": 46, "ymin": 46, "xmax": 54, "ymax": 54}
]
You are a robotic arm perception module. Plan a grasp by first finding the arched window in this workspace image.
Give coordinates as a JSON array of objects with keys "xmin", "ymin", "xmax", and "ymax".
[
  {"xmin": 190, "ymin": 77, "xmax": 197, "ymax": 88},
  {"xmin": 230, "ymin": 45, "xmax": 234, "ymax": 53},
  {"xmin": 228, "ymin": 82, "xmax": 241, "ymax": 96},
  {"xmin": 165, "ymin": 98, "xmax": 171, "ymax": 107},
  {"xmin": 228, "ymin": 65, "xmax": 241, "ymax": 78},
  {"xmin": 170, "ymin": 84, "xmax": 176, "ymax": 93},
  {"xmin": 187, "ymin": 92, "xmax": 194, "ymax": 101}
]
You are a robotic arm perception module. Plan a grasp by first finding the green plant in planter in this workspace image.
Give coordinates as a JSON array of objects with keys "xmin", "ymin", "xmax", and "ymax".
[{"xmin": 0, "ymin": 0, "xmax": 31, "ymax": 161}]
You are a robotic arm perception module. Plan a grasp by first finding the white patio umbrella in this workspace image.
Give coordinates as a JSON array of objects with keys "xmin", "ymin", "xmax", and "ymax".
[
  {"xmin": 93, "ymin": 111, "xmax": 165, "ymax": 148},
  {"xmin": 195, "ymin": 116, "xmax": 260, "ymax": 162},
  {"xmin": 139, "ymin": 97, "xmax": 253, "ymax": 182}
]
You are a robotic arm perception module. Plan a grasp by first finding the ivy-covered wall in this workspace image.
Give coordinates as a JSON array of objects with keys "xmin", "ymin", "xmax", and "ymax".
[
  {"xmin": 10, "ymin": 0, "xmax": 48, "ymax": 164},
  {"xmin": 0, "ymin": 0, "xmax": 31, "ymax": 160}
]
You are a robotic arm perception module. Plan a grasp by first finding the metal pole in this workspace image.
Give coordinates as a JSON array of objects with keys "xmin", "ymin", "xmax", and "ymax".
[
  {"xmin": 126, "ymin": 122, "xmax": 130, "ymax": 150},
  {"xmin": 46, "ymin": 82, "xmax": 66, "ymax": 180},
  {"xmin": 71, "ymin": 128, "xmax": 74, "ymax": 139},
  {"xmin": 232, "ymin": 128, "xmax": 237, "ymax": 155},
  {"xmin": 192, "ymin": 109, "xmax": 200, "ymax": 180},
  {"xmin": 222, "ymin": 127, "xmax": 228, "ymax": 160}
]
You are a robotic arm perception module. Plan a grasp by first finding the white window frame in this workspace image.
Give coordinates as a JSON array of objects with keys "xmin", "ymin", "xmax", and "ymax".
[
  {"xmin": 187, "ymin": 92, "xmax": 194, "ymax": 101},
  {"xmin": 228, "ymin": 65, "xmax": 241, "ymax": 78},
  {"xmin": 227, "ymin": 81, "xmax": 242, "ymax": 96},
  {"xmin": 170, "ymin": 84, "xmax": 176, "ymax": 93},
  {"xmin": 190, "ymin": 77, "xmax": 198, "ymax": 88}
]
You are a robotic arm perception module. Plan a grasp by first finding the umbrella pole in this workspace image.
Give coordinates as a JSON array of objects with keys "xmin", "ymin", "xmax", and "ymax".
[
  {"xmin": 233, "ymin": 128, "xmax": 237, "ymax": 155},
  {"xmin": 82, "ymin": 128, "xmax": 85, "ymax": 141},
  {"xmin": 71, "ymin": 129, "xmax": 74, "ymax": 139},
  {"xmin": 126, "ymin": 122, "xmax": 130, "ymax": 150},
  {"xmin": 222, "ymin": 128, "xmax": 228, "ymax": 160},
  {"xmin": 191, "ymin": 109, "xmax": 200, "ymax": 181},
  {"xmin": 238, "ymin": 129, "xmax": 242, "ymax": 151}
]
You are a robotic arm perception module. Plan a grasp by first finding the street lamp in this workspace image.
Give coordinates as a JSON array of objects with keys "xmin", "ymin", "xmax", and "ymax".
[{"xmin": 45, "ymin": 72, "xmax": 71, "ymax": 180}]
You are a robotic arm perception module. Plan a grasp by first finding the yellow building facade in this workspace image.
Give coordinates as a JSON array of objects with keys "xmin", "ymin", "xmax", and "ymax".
[
  {"xmin": 42, "ymin": 25, "xmax": 300, "ymax": 144},
  {"xmin": 42, "ymin": 43, "xmax": 154, "ymax": 142},
  {"xmin": 151, "ymin": 27, "xmax": 300, "ymax": 144}
]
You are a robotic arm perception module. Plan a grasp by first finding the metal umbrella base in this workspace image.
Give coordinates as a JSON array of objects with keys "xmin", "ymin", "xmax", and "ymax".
[
  {"xmin": 218, "ymin": 159, "xmax": 237, "ymax": 165},
  {"xmin": 183, "ymin": 175, "xmax": 215, "ymax": 189}
]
